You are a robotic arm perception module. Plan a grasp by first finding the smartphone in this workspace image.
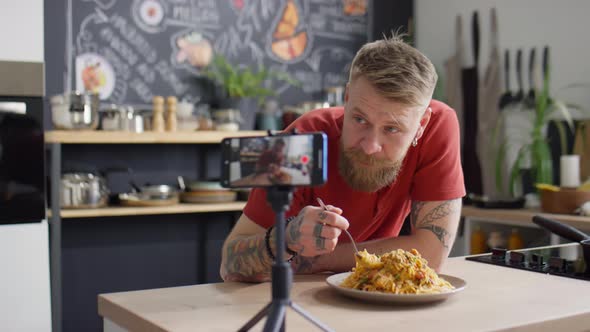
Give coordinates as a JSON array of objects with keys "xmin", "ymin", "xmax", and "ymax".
[{"xmin": 220, "ymin": 132, "xmax": 327, "ymax": 188}]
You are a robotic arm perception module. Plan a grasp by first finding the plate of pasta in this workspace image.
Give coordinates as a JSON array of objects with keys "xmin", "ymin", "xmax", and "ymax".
[{"xmin": 326, "ymin": 249, "xmax": 466, "ymax": 304}]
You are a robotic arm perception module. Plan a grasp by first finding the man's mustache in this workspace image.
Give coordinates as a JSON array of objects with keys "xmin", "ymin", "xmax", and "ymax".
[{"xmin": 343, "ymin": 149, "xmax": 397, "ymax": 167}]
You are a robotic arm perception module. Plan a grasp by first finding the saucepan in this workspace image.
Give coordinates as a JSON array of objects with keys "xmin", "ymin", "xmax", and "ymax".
[
  {"xmin": 117, "ymin": 182, "xmax": 179, "ymax": 207},
  {"xmin": 129, "ymin": 181, "xmax": 179, "ymax": 201},
  {"xmin": 532, "ymin": 215, "xmax": 590, "ymax": 273}
]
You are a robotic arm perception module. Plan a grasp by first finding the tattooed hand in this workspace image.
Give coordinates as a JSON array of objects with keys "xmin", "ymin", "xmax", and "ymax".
[{"xmin": 285, "ymin": 204, "xmax": 349, "ymax": 257}]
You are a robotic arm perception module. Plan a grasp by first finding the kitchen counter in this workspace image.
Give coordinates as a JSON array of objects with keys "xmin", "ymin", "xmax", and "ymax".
[{"xmin": 98, "ymin": 253, "xmax": 590, "ymax": 331}]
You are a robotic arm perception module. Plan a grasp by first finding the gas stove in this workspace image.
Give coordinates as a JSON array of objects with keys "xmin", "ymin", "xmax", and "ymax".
[{"xmin": 466, "ymin": 243, "xmax": 590, "ymax": 281}]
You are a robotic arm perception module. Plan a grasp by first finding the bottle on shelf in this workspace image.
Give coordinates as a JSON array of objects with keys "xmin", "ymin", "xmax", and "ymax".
[
  {"xmin": 166, "ymin": 96, "xmax": 178, "ymax": 132},
  {"xmin": 470, "ymin": 225, "xmax": 487, "ymax": 254},
  {"xmin": 152, "ymin": 96, "xmax": 165, "ymax": 132},
  {"xmin": 508, "ymin": 228, "xmax": 524, "ymax": 250}
]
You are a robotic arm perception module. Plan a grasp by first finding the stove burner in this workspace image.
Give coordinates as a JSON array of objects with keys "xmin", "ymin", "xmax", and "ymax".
[{"xmin": 466, "ymin": 243, "xmax": 590, "ymax": 281}]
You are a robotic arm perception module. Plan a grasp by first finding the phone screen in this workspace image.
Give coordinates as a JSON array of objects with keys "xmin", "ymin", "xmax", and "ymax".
[{"xmin": 221, "ymin": 132, "xmax": 327, "ymax": 188}]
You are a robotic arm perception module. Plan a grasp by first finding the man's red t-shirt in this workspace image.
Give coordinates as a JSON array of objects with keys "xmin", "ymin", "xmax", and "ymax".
[{"xmin": 243, "ymin": 100, "xmax": 465, "ymax": 242}]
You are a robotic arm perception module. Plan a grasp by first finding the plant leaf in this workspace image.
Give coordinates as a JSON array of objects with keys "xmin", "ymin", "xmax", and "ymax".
[
  {"xmin": 549, "ymin": 99, "xmax": 574, "ymax": 131},
  {"xmin": 530, "ymin": 139, "xmax": 553, "ymax": 186},
  {"xmin": 552, "ymin": 120, "xmax": 569, "ymax": 155},
  {"xmin": 509, "ymin": 145, "xmax": 529, "ymax": 196}
]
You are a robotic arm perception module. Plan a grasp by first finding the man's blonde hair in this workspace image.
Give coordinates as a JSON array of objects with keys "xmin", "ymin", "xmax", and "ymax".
[{"xmin": 348, "ymin": 35, "xmax": 437, "ymax": 107}]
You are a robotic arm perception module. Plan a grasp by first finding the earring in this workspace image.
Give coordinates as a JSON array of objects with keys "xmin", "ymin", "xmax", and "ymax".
[{"xmin": 412, "ymin": 138, "xmax": 418, "ymax": 147}]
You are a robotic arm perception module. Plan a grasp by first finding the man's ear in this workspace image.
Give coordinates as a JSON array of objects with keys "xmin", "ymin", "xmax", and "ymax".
[{"xmin": 416, "ymin": 107, "xmax": 432, "ymax": 140}]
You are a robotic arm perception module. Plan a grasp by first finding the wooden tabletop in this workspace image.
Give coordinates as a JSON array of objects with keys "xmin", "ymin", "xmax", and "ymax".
[{"xmin": 98, "ymin": 250, "xmax": 590, "ymax": 332}]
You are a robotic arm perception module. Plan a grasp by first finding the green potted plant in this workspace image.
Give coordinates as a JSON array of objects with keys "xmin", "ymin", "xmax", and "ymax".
[
  {"xmin": 203, "ymin": 54, "xmax": 298, "ymax": 130},
  {"xmin": 494, "ymin": 55, "xmax": 574, "ymax": 196}
]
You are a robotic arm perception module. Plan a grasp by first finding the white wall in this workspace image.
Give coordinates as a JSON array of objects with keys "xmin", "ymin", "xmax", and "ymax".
[
  {"xmin": 0, "ymin": 1, "xmax": 51, "ymax": 331},
  {"xmin": 416, "ymin": 0, "xmax": 590, "ymax": 111},
  {"xmin": 0, "ymin": 0, "xmax": 44, "ymax": 61}
]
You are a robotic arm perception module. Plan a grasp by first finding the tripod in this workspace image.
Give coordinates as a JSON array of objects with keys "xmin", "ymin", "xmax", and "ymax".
[{"xmin": 238, "ymin": 186, "xmax": 333, "ymax": 332}]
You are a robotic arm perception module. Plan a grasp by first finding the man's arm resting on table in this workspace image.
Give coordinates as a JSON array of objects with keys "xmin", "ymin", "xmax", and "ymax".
[
  {"xmin": 300, "ymin": 198, "xmax": 462, "ymax": 274},
  {"xmin": 220, "ymin": 213, "xmax": 297, "ymax": 282},
  {"xmin": 220, "ymin": 213, "xmax": 274, "ymax": 282}
]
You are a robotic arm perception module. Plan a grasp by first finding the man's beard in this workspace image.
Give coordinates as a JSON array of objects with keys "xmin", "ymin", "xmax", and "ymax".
[{"xmin": 338, "ymin": 143, "xmax": 405, "ymax": 192}]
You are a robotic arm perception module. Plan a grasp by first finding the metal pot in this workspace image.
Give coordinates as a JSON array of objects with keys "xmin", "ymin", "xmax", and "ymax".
[
  {"xmin": 129, "ymin": 182, "xmax": 178, "ymax": 200},
  {"xmin": 61, "ymin": 172, "xmax": 109, "ymax": 208},
  {"xmin": 50, "ymin": 91, "xmax": 100, "ymax": 130}
]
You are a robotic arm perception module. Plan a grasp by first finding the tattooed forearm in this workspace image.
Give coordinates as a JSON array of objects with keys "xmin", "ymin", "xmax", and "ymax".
[
  {"xmin": 419, "ymin": 224, "xmax": 452, "ymax": 248},
  {"xmin": 411, "ymin": 200, "xmax": 460, "ymax": 248},
  {"xmin": 291, "ymin": 255, "xmax": 318, "ymax": 274},
  {"xmin": 222, "ymin": 235, "xmax": 273, "ymax": 282},
  {"xmin": 287, "ymin": 214, "xmax": 304, "ymax": 252},
  {"xmin": 410, "ymin": 201, "xmax": 426, "ymax": 227}
]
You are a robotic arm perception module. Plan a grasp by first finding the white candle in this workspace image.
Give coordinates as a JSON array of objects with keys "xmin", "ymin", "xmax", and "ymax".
[{"xmin": 560, "ymin": 154, "xmax": 581, "ymax": 188}]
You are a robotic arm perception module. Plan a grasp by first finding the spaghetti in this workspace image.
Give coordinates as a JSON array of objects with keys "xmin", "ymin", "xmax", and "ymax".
[{"xmin": 340, "ymin": 249, "xmax": 454, "ymax": 294}]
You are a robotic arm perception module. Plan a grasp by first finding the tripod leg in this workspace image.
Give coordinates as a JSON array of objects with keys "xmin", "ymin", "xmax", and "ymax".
[
  {"xmin": 290, "ymin": 302, "xmax": 334, "ymax": 332},
  {"xmin": 238, "ymin": 302, "xmax": 271, "ymax": 332},
  {"xmin": 262, "ymin": 302, "xmax": 287, "ymax": 332}
]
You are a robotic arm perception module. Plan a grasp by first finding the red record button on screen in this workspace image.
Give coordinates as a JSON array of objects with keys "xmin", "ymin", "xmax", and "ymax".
[{"xmin": 300, "ymin": 155, "xmax": 310, "ymax": 164}]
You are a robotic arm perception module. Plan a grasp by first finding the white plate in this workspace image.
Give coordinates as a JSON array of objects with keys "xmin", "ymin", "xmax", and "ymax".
[{"xmin": 326, "ymin": 272, "xmax": 466, "ymax": 304}]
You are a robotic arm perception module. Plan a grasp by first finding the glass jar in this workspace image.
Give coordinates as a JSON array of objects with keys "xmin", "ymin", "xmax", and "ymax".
[{"xmin": 212, "ymin": 109, "xmax": 241, "ymax": 131}]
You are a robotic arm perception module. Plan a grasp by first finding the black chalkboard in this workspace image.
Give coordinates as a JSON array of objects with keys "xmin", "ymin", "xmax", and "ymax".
[{"xmin": 59, "ymin": 0, "xmax": 369, "ymax": 106}]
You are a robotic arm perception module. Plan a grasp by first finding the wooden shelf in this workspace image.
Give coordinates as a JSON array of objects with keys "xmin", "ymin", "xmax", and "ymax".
[
  {"xmin": 45, "ymin": 130, "xmax": 267, "ymax": 144},
  {"xmin": 462, "ymin": 206, "xmax": 590, "ymax": 230},
  {"xmin": 48, "ymin": 201, "xmax": 246, "ymax": 219}
]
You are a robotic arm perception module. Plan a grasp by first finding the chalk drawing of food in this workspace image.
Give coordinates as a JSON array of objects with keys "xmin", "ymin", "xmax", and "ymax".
[
  {"xmin": 269, "ymin": 0, "xmax": 309, "ymax": 62},
  {"xmin": 132, "ymin": 0, "xmax": 167, "ymax": 33},
  {"xmin": 139, "ymin": 0, "xmax": 164, "ymax": 26},
  {"xmin": 273, "ymin": 0, "xmax": 298, "ymax": 39},
  {"xmin": 342, "ymin": 0, "xmax": 367, "ymax": 16},
  {"xmin": 175, "ymin": 32, "xmax": 213, "ymax": 68},
  {"xmin": 75, "ymin": 53, "xmax": 115, "ymax": 100},
  {"xmin": 81, "ymin": 63, "xmax": 103, "ymax": 91}
]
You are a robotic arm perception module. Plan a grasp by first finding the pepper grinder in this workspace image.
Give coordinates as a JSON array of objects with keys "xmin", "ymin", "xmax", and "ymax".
[
  {"xmin": 152, "ymin": 96, "xmax": 165, "ymax": 132},
  {"xmin": 166, "ymin": 96, "xmax": 178, "ymax": 132}
]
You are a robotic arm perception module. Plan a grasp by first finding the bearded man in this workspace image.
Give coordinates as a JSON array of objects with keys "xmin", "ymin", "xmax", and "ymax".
[{"xmin": 220, "ymin": 36, "xmax": 465, "ymax": 282}]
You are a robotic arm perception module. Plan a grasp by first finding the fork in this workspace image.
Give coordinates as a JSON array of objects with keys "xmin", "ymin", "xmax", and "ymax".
[{"xmin": 316, "ymin": 198, "xmax": 359, "ymax": 254}]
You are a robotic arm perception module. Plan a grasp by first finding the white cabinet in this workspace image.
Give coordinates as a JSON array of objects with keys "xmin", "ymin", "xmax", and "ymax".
[{"xmin": 0, "ymin": 221, "xmax": 51, "ymax": 331}]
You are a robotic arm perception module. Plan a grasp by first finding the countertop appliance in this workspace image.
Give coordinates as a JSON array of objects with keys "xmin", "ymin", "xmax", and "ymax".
[{"xmin": 466, "ymin": 243, "xmax": 589, "ymax": 281}]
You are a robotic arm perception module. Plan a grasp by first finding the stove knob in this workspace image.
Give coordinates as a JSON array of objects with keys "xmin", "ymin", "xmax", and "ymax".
[
  {"xmin": 548, "ymin": 257, "xmax": 567, "ymax": 272},
  {"xmin": 509, "ymin": 251, "xmax": 525, "ymax": 264},
  {"xmin": 491, "ymin": 248, "xmax": 507, "ymax": 261},
  {"xmin": 530, "ymin": 254, "xmax": 544, "ymax": 267}
]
